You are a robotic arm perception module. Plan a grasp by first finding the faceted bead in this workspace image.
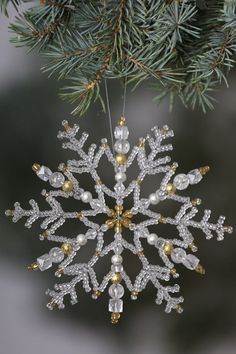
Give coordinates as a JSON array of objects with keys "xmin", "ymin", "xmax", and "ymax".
[
  {"xmin": 37, "ymin": 254, "xmax": 52, "ymax": 271},
  {"xmin": 109, "ymin": 299, "xmax": 123, "ymax": 313},
  {"xmin": 114, "ymin": 183, "xmax": 125, "ymax": 194},
  {"xmin": 49, "ymin": 172, "xmax": 65, "ymax": 188},
  {"xmin": 111, "ymin": 264, "xmax": 124, "ymax": 273},
  {"xmin": 183, "ymin": 254, "xmax": 200, "ymax": 270},
  {"xmin": 86, "ymin": 229, "xmax": 97, "ymax": 239},
  {"xmin": 111, "ymin": 254, "xmax": 123, "ymax": 265},
  {"xmin": 36, "ymin": 166, "xmax": 52, "ymax": 182},
  {"xmin": 171, "ymin": 248, "xmax": 187, "ymax": 264},
  {"xmin": 108, "ymin": 284, "xmax": 124, "ymax": 299},
  {"xmin": 90, "ymin": 199, "xmax": 103, "ymax": 209},
  {"xmin": 114, "ymin": 140, "xmax": 130, "ymax": 154},
  {"xmin": 188, "ymin": 169, "xmax": 203, "ymax": 185},
  {"xmin": 173, "ymin": 174, "xmax": 190, "ymax": 190},
  {"xmin": 49, "ymin": 247, "xmax": 65, "ymax": 263},
  {"xmin": 114, "ymin": 126, "xmax": 129, "ymax": 140}
]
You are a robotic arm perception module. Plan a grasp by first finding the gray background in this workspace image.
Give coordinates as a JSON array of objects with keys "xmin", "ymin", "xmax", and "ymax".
[{"xmin": 0, "ymin": 5, "xmax": 236, "ymax": 354}]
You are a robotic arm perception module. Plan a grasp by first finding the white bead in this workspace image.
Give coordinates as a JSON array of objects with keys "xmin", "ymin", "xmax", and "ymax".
[
  {"xmin": 114, "ymin": 126, "xmax": 129, "ymax": 140},
  {"xmin": 188, "ymin": 169, "xmax": 203, "ymax": 185},
  {"xmin": 49, "ymin": 247, "xmax": 64, "ymax": 263},
  {"xmin": 115, "ymin": 172, "xmax": 127, "ymax": 183},
  {"xmin": 148, "ymin": 193, "xmax": 160, "ymax": 205},
  {"xmin": 147, "ymin": 233, "xmax": 158, "ymax": 245},
  {"xmin": 81, "ymin": 191, "xmax": 92, "ymax": 203},
  {"xmin": 76, "ymin": 234, "xmax": 87, "ymax": 246},
  {"xmin": 114, "ymin": 140, "xmax": 130, "ymax": 154},
  {"xmin": 173, "ymin": 174, "xmax": 190, "ymax": 190},
  {"xmin": 171, "ymin": 248, "xmax": 186, "ymax": 264},
  {"xmin": 111, "ymin": 254, "xmax": 123, "ymax": 265},
  {"xmin": 49, "ymin": 172, "xmax": 65, "ymax": 188},
  {"xmin": 37, "ymin": 254, "xmax": 52, "ymax": 271},
  {"xmin": 108, "ymin": 284, "xmax": 124, "ymax": 299}
]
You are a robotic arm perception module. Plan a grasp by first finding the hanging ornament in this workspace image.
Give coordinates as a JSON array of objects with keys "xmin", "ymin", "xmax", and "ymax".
[{"xmin": 5, "ymin": 116, "xmax": 233, "ymax": 324}]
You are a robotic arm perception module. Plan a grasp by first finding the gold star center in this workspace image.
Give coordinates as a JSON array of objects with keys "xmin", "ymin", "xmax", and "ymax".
[{"xmin": 105, "ymin": 205, "xmax": 133, "ymax": 234}]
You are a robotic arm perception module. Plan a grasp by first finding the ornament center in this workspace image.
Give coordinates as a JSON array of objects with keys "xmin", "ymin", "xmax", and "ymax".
[{"xmin": 105, "ymin": 205, "xmax": 133, "ymax": 234}]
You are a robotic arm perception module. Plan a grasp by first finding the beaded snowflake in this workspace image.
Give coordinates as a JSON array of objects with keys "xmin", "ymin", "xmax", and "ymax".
[{"xmin": 6, "ymin": 117, "xmax": 233, "ymax": 324}]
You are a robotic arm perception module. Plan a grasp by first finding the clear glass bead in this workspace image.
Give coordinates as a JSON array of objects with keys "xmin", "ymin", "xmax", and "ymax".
[
  {"xmin": 49, "ymin": 247, "xmax": 64, "ymax": 263},
  {"xmin": 108, "ymin": 284, "xmax": 124, "ymax": 299},
  {"xmin": 171, "ymin": 248, "xmax": 186, "ymax": 264},
  {"xmin": 188, "ymin": 169, "xmax": 203, "ymax": 185},
  {"xmin": 109, "ymin": 299, "xmax": 123, "ymax": 313},
  {"xmin": 114, "ymin": 126, "xmax": 129, "ymax": 140},
  {"xmin": 173, "ymin": 174, "xmax": 190, "ymax": 190},
  {"xmin": 183, "ymin": 254, "xmax": 199, "ymax": 270},
  {"xmin": 37, "ymin": 254, "xmax": 52, "ymax": 271},
  {"xmin": 114, "ymin": 140, "xmax": 130, "ymax": 154},
  {"xmin": 36, "ymin": 166, "xmax": 52, "ymax": 182},
  {"xmin": 49, "ymin": 172, "xmax": 65, "ymax": 188}
]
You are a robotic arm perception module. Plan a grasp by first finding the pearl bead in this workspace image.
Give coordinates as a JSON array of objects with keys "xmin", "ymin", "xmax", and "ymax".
[
  {"xmin": 148, "ymin": 193, "xmax": 160, "ymax": 205},
  {"xmin": 76, "ymin": 233, "xmax": 87, "ymax": 246},
  {"xmin": 115, "ymin": 172, "xmax": 127, "ymax": 183},
  {"xmin": 111, "ymin": 254, "xmax": 123, "ymax": 265},
  {"xmin": 81, "ymin": 191, "xmax": 92, "ymax": 203},
  {"xmin": 147, "ymin": 233, "xmax": 158, "ymax": 245}
]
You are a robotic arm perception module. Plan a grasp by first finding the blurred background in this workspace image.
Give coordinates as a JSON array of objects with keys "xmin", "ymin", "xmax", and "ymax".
[{"xmin": 0, "ymin": 5, "xmax": 236, "ymax": 354}]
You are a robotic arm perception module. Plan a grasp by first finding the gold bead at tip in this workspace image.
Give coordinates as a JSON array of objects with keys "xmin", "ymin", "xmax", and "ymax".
[
  {"xmin": 122, "ymin": 217, "xmax": 131, "ymax": 228},
  {"xmin": 165, "ymin": 183, "xmax": 176, "ymax": 194},
  {"xmin": 62, "ymin": 121, "xmax": 70, "ymax": 131},
  {"xmin": 27, "ymin": 262, "xmax": 39, "ymax": 271},
  {"xmin": 94, "ymin": 289, "xmax": 101, "ymax": 297},
  {"xmin": 170, "ymin": 268, "xmax": 177, "ymax": 275},
  {"xmin": 111, "ymin": 312, "xmax": 121, "ymax": 324},
  {"xmin": 95, "ymin": 251, "xmax": 101, "ymax": 257},
  {"xmin": 163, "ymin": 242, "xmax": 174, "ymax": 256},
  {"xmin": 199, "ymin": 166, "xmax": 210, "ymax": 175},
  {"xmin": 159, "ymin": 215, "xmax": 166, "ymax": 224},
  {"xmin": 131, "ymin": 290, "xmax": 139, "ymax": 297},
  {"xmin": 61, "ymin": 242, "xmax": 73, "ymax": 255},
  {"xmin": 111, "ymin": 273, "xmax": 122, "ymax": 284},
  {"xmin": 62, "ymin": 180, "xmax": 73, "ymax": 192},
  {"xmin": 96, "ymin": 179, "xmax": 102, "ymax": 185},
  {"xmin": 32, "ymin": 163, "xmax": 41, "ymax": 173},
  {"xmin": 118, "ymin": 115, "xmax": 126, "ymax": 126},
  {"xmin": 195, "ymin": 264, "xmax": 206, "ymax": 275},
  {"xmin": 115, "ymin": 153, "xmax": 127, "ymax": 165}
]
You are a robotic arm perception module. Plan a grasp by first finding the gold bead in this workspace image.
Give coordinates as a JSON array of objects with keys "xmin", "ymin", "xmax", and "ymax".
[
  {"xmin": 61, "ymin": 243, "xmax": 73, "ymax": 255},
  {"xmin": 105, "ymin": 219, "xmax": 116, "ymax": 229},
  {"xmin": 32, "ymin": 163, "xmax": 41, "ymax": 172},
  {"xmin": 195, "ymin": 264, "xmax": 206, "ymax": 275},
  {"xmin": 107, "ymin": 209, "xmax": 116, "ymax": 218},
  {"xmin": 96, "ymin": 179, "xmax": 102, "ymax": 185},
  {"xmin": 165, "ymin": 183, "xmax": 176, "ymax": 194},
  {"xmin": 114, "ymin": 221, "xmax": 122, "ymax": 234},
  {"xmin": 111, "ymin": 312, "xmax": 121, "ymax": 324},
  {"xmin": 170, "ymin": 268, "xmax": 177, "ymax": 275},
  {"xmin": 118, "ymin": 115, "xmax": 126, "ymax": 126},
  {"xmin": 199, "ymin": 166, "xmax": 210, "ymax": 175},
  {"xmin": 115, "ymin": 205, "xmax": 123, "ymax": 215},
  {"xmin": 163, "ymin": 242, "xmax": 174, "ymax": 255},
  {"xmin": 111, "ymin": 273, "xmax": 122, "ymax": 284},
  {"xmin": 115, "ymin": 154, "xmax": 127, "ymax": 165},
  {"xmin": 136, "ymin": 177, "xmax": 142, "ymax": 184},
  {"xmin": 122, "ymin": 209, "xmax": 133, "ymax": 219},
  {"xmin": 62, "ymin": 121, "xmax": 70, "ymax": 131},
  {"xmin": 138, "ymin": 139, "xmax": 145, "ymax": 148},
  {"xmin": 27, "ymin": 262, "xmax": 39, "ymax": 271},
  {"xmin": 62, "ymin": 180, "xmax": 73, "ymax": 192},
  {"xmin": 136, "ymin": 251, "xmax": 144, "ymax": 257},
  {"xmin": 121, "ymin": 217, "xmax": 131, "ymax": 228},
  {"xmin": 57, "ymin": 267, "xmax": 64, "ymax": 275},
  {"xmin": 41, "ymin": 231, "xmax": 48, "ymax": 239},
  {"xmin": 131, "ymin": 290, "xmax": 139, "ymax": 297},
  {"xmin": 159, "ymin": 215, "xmax": 166, "ymax": 224},
  {"xmin": 95, "ymin": 251, "xmax": 101, "ymax": 257},
  {"xmin": 101, "ymin": 143, "xmax": 108, "ymax": 148},
  {"xmin": 94, "ymin": 290, "xmax": 101, "ymax": 297}
]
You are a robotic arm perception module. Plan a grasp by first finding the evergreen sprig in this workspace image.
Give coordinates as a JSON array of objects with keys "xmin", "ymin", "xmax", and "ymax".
[{"xmin": 2, "ymin": 0, "xmax": 236, "ymax": 115}]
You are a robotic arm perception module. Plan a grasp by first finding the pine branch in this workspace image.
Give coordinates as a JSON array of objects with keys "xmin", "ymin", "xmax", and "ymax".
[
  {"xmin": 4, "ymin": 0, "xmax": 236, "ymax": 115},
  {"xmin": 0, "ymin": 0, "xmax": 20, "ymax": 16}
]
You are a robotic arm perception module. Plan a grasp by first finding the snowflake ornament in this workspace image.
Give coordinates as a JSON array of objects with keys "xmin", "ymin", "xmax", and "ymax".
[{"xmin": 6, "ymin": 117, "xmax": 233, "ymax": 324}]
